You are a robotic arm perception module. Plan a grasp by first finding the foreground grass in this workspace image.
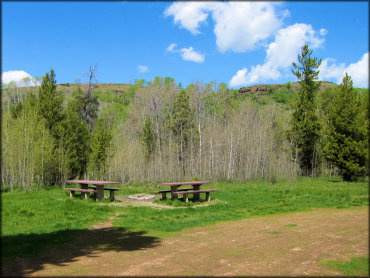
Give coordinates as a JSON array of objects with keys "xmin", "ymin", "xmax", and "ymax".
[
  {"xmin": 1, "ymin": 187, "xmax": 120, "ymax": 261},
  {"xmin": 113, "ymin": 177, "xmax": 368, "ymax": 232},
  {"xmin": 2, "ymin": 177, "xmax": 368, "ymax": 261},
  {"xmin": 320, "ymin": 256, "xmax": 369, "ymax": 276}
]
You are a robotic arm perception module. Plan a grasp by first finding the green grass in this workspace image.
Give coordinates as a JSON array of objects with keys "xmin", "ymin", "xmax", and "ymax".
[
  {"xmin": 1, "ymin": 187, "xmax": 120, "ymax": 261},
  {"xmin": 2, "ymin": 177, "xmax": 368, "ymax": 261},
  {"xmin": 153, "ymin": 198, "xmax": 202, "ymax": 207},
  {"xmin": 113, "ymin": 177, "xmax": 368, "ymax": 232},
  {"xmin": 320, "ymin": 256, "xmax": 369, "ymax": 276}
]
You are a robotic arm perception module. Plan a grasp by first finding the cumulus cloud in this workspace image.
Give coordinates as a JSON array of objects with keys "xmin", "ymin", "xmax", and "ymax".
[
  {"xmin": 137, "ymin": 65, "xmax": 149, "ymax": 73},
  {"xmin": 229, "ymin": 68, "xmax": 248, "ymax": 88},
  {"xmin": 164, "ymin": 2, "xmax": 210, "ymax": 35},
  {"xmin": 229, "ymin": 23, "xmax": 324, "ymax": 87},
  {"xmin": 180, "ymin": 47, "xmax": 204, "ymax": 63},
  {"xmin": 318, "ymin": 58, "xmax": 346, "ymax": 80},
  {"xmin": 346, "ymin": 53, "xmax": 369, "ymax": 88},
  {"xmin": 1, "ymin": 70, "xmax": 36, "ymax": 87},
  {"xmin": 319, "ymin": 52, "xmax": 369, "ymax": 88},
  {"xmin": 166, "ymin": 43, "xmax": 205, "ymax": 63},
  {"xmin": 164, "ymin": 2, "xmax": 285, "ymax": 53}
]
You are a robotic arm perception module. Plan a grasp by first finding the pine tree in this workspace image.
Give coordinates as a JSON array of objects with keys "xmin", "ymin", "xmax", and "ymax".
[
  {"xmin": 290, "ymin": 44, "xmax": 322, "ymax": 176},
  {"xmin": 37, "ymin": 70, "xmax": 66, "ymax": 184},
  {"xmin": 323, "ymin": 73, "xmax": 367, "ymax": 181},
  {"xmin": 89, "ymin": 118, "xmax": 113, "ymax": 177},
  {"xmin": 63, "ymin": 103, "xmax": 90, "ymax": 180},
  {"xmin": 170, "ymin": 89, "xmax": 195, "ymax": 173},
  {"xmin": 37, "ymin": 69, "xmax": 64, "ymax": 140},
  {"xmin": 141, "ymin": 117, "xmax": 156, "ymax": 160}
]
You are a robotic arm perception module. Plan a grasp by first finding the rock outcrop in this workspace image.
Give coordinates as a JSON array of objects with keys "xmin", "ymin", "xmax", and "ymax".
[{"xmin": 239, "ymin": 84, "xmax": 268, "ymax": 94}]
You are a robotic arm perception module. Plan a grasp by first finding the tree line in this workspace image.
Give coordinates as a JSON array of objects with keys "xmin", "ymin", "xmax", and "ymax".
[
  {"xmin": 2, "ymin": 67, "xmax": 112, "ymax": 190},
  {"xmin": 1, "ymin": 45, "xmax": 368, "ymax": 190}
]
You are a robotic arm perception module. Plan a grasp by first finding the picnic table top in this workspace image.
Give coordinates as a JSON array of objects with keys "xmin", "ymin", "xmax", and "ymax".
[
  {"xmin": 67, "ymin": 180, "xmax": 119, "ymax": 186},
  {"xmin": 157, "ymin": 181, "xmax": 211, "ymax": 187}
]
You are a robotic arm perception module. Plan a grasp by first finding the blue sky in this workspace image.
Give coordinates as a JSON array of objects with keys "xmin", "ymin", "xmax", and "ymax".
[{"xmin": 2, "ymin": 1, "xmax": 369, "ymax": 88}]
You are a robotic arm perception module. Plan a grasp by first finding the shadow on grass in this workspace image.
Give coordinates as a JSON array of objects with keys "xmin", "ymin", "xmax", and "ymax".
[{"xmin": 2, "ymin": 227, "xmax": 160, "ymax": 276}]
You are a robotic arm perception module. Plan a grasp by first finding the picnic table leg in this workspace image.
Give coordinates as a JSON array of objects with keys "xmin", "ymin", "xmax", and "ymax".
[
  {"xmin": 109, "ymin": 190, "xmax": 115, "ymax": 201},
  {"xmin": 183, "ymin": 193, "xmax": 189, "ymax": 203},
  {"xmin": 206, "ymin": 192, "xmax": 211, "ymax": 202},
  {"xmin": 161, "ymin": 192, "xmax": 167, "ymax": 200},
  {"xmin": 193, "ymin": 185, "xmax": 201, "ymax": 201},
  {"xmin": 80, "ymin": 183, "xmax": 88, "ymax": 199},
  {"xmin": 95, "ymin": 184, "xmax": 104, "ymax": 200},
  {"xmin": 171, "ymin": 186, "xmax": 179, "ymax": 200}
]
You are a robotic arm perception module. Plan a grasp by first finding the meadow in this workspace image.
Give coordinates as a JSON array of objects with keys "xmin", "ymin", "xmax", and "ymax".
[{"xmin": 2, "ymin": 177, "xmax": 368, "ymax": 267}]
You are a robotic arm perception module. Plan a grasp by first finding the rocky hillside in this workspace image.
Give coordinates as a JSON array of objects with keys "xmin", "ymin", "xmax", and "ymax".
[{"xmin": 238, "ymin": 81, "xmax": 337, "ymax": 95}]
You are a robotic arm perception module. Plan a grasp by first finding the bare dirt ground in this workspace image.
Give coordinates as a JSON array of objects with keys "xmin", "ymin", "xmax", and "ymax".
[{"xmin": 3, "ymin": 207, "xmax": 368, "ymax": 276}]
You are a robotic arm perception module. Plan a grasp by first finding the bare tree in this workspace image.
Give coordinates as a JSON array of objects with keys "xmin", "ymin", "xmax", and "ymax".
[{"xmin": 76, "ymin": 64, "xmax": 99, "ymax": 130}]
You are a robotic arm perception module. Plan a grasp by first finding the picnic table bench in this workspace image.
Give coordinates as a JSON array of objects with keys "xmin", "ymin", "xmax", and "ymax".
[
  {"xmin": 88, "ymin": 186, "xmax": 121, "ymax": 201},
  {"xmin": 172, "ymin": 189, "xmax": 219, "ymax": 202},
  {"xmin": 64, "ymin": 188, "xmax": 97, "ymax": 199},
  {"xmin": 154, "ymin": 181, "xmax": 218, "ymax": 202},
  {"xmin": 153, "ymin": 188, "xmax": 193, "ymax": 200},
  {"xmin": 66, "ymin": 180, "xmax": 120, "ymax": 201}
]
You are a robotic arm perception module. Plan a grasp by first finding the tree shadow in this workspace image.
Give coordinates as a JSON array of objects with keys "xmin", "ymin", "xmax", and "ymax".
[{"xmin": 1, "ymin": 227, "xmax": 160, "ymax": 276}]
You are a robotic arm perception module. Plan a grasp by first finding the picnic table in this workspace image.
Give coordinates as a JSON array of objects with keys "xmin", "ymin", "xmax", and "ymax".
[
  {"xmin": 65, "ymin": 180, "xmax": 120, "ymax": 201},
  {"xmin": 154, "ymin": 181, "xmax": 218, "ymax": 202}
]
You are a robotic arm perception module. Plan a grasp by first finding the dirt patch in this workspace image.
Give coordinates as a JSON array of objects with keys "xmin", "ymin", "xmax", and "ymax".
[
  {"xmin": 99, "ymin": 195, "xmax": 221, "ymax": 209},
  {"xmin": 4, "ymin": 207, "xmax": 368, "ymax": 276}
]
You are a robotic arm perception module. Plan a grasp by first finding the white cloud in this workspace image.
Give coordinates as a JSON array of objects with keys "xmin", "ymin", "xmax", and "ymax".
[
  {"xmin": 1, "ymin": 70, "xmax": 35, "ymax": 87},
  {"xmin": 319, "ymin": 52, "xmax": 369, "ymax": 88},
  {"xmin": 346, "ymin": 53, "xmax": 369, "ymax": 88},
  {"xmin": 319, "ymin": 58, "xmax": 346, "ymax": 80},
  {"xmin": 165, "ymin": 2, "xmax": 284, "ymax": 53},
  {"xmin": 229, "ymin": 23, "xmax": 324, "ymax": 87},
  {"xmin": 137, "ymin": 65, "xmax": 149, "ymax": 73},
  {"xmin": 229, "ymin": 68, "xmax": 248, "ymax": 87},
  {"xmin": 211, "ymin": 2, "xmax": 283, "ymax": 53},
  {"xmin": 166, "ymin": 43, "xmax": 177, "ymax": 52},
  {"xmin": 320, "ymin": 28, "xmax": 328, "ymax": 36},
  {"xmin": 180, "ymin": 47, "xmax": 204, "ymax": 63},
  {"xmin": 164, "ymin": 2, "xmax": 210, "ymax": 35},
  {"xmin": 166, "ymin": 43, "xmax": 205, "ymax": 63}
]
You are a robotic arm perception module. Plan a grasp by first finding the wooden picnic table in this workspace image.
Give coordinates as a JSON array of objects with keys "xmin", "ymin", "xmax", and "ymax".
[
  {"xmin": 157, "ymin": 181, "xmax": 212, "ymax": 201},
  {"xmin": 66, "ymin": 180, "xmax": 120, "ymax": 201}
]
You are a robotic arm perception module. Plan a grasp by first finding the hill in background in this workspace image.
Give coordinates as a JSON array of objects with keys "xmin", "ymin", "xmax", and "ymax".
[{"xmin": 238, "ymin": 81, "xmax": 337, "ymax": 95}]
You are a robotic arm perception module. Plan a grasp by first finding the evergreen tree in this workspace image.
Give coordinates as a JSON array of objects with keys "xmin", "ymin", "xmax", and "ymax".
[
  {"xmin": 37, "ymin": 70, "xmax": 66, "ymax": 184},
  {"xmin": 89, "ymin": 118, "xmax": 113, "ymax": 176},
  {"xmin": 323, "ymin": 73, "xmax": 367, "ymax": 181},
  {"xmin": 63, "ymin": 103, "xmax": 90, "ymax": 180},
  {"xmin": 37, "ymin": 69, "xmax": 64, "ymax": 141},
  {"xmin": 290, "ymin": 44, "xmax": 322, "ymax": 175},
  {"xmin": 170, "ymin": 90, "xmax": 195, "ymax": 172},
  {"xmin": 141, "ymin": 117, "xmax": 156, "ymax": 160}
]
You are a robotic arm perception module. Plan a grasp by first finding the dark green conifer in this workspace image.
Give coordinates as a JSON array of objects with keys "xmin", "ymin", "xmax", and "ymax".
[
  {"xmin": 37, "ymin": 69, "xmax": 64, "ymax": 140},
  {"xmin": 323, "ymin": 73, "xmax": 367, "ymax": 181},
  {"xmin": 170, "ymin": 89, "xmax": 195, "ymax": 173},
  {"xmin": 89, "ymin": 118, "xmax": 112, "ymax": 176},
  {"xmin": 141, "ymin": 117, "xmax": 156, "ymax": 160},
  {"xmin": 290, "ymin": 44, "xmax": 322, "ymax": 176},
  {"xmin": 63, "ymin": 104, "xmax": 90, "ymax": 179}
]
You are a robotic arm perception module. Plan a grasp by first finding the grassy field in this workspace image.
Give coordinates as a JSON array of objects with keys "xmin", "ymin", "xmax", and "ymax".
[
  {"xmin": 320, "ymin": 256, "xmax": 369, "ymax": 276},
  {"xmin": 2, "ymin": 177, "xmax": 368, "ymax": 264}
]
